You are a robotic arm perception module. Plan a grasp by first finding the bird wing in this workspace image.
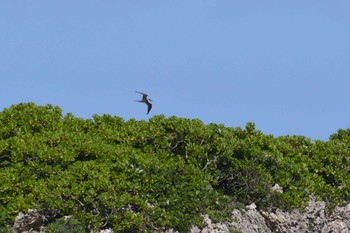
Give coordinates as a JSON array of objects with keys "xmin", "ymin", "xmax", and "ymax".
[
  {"xmin": 136, "ymin": 91, "xmax": 147, "ymax": 96},
  {"xmin": 146, "ymin": 102, "xmax": 152, "ymax": 114},
  {"xmin": 136, "ymin": 91, "xmax": 149, "ymax": 102}
]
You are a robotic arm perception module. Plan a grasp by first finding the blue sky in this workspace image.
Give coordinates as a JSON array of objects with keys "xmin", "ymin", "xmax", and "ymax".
[{"xmin": 1, "ymin": 1, "xmax": 350, "ymax": 141}]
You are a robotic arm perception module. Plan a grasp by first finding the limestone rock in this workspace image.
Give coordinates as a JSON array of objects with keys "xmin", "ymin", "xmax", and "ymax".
[
  {"xmin": 196, "ymin": 214, "xmax": 232, "ymax": 233},
  {"xmin": 230, "ymin": 203, "xmax": 272, "ymax": 233},
  {"xmin": 11, "ymin": 200, "xmax": 350, "ymax": 233},
  {"xmin": 12, "ymin": 209, "xmax": 48, "ymax": 233},
  {"xmin": 271, "ymin": 184, "xmax": 283, "ymax": 193},
  {"xmin": 260, "ymin": 197, "xmax": 325, "ymax": 233},
  {"xmin": 99, "ymin": 229, "xmax": 114, "ymax": 233},
  {"xmin": 322, "ymin": 204, "xmax": 350, "ymax": 233}
]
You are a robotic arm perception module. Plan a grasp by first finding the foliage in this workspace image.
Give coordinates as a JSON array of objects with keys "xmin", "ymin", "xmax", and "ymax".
[
  {"xmin": 0, "ymin": 103, "xmax": 350, "ymax": 232},
  {"xmin": 44, "ymin": 216, "xmax": 85, "ymax": 233},
  {"xmin": 0, "ymin": 225, "xmax": 12, "ymax": 233}
]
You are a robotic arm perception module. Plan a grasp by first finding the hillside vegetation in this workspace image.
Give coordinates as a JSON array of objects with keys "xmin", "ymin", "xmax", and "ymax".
[{"xmin": 0, "ymin": 103, "xmax": 350, "ymax": 232}]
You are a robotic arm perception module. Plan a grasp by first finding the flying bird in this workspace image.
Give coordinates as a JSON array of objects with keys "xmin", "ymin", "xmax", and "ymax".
[{"xmin": 136, "ymin": 91, "xmax": 152, "ymax": 114}]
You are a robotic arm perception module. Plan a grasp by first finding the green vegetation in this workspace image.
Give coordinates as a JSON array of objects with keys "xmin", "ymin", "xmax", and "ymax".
[
  {"xmin": 0, "ymin": 103, "xmax": 350, "ymax": 232},
  {"xmin": 44, "ymin": 216, "xmax": 85, "ymax": 233}
]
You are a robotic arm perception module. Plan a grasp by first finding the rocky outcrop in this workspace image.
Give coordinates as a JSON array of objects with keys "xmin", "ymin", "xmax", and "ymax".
[
  {"xmin": 12, "ymin": 200, "xmax": 350, "ymax": 233},
  {"xmin": 323, "ymin": 204, "xmax": 350, "ymax": 233},
  {"xmin": 12, "ymin": 209, "xmax": 57, "ymax": 233},
  {"xmin": 230, "ymin": 203, "xmax": 273, "ymax": 233},
  {"xmin": 194, "ymin": 198, "xmax": 350, "ymax": 233}
]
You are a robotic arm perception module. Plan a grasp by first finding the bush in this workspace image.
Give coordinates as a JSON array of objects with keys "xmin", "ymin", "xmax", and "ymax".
[
  {"xmin": 44, "ymin": 216, "xmax": 85, "ymax": 233},
  {"xmin": 1, "ymin": 103, "xmax": 350, "ymax": 231}
]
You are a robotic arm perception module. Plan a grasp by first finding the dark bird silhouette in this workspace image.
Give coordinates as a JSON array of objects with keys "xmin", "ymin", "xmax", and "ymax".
[{"xmin": 136, "ymin": 91, "xmax": 152, "ymax": 114}]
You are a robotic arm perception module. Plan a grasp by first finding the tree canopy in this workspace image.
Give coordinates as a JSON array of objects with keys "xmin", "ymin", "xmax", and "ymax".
[{"xmin": 1, "ymin": 103, "xmax": 349, "ymax": 232}]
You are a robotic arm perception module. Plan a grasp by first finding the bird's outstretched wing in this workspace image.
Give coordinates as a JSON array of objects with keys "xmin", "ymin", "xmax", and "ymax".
[
  {"xmin": 136, "ymin": 91, "xmax": 147, "ymax": 97},
  {"xmin": 146, "ymin": 103, "xmax": 152, "ymax": 114}
]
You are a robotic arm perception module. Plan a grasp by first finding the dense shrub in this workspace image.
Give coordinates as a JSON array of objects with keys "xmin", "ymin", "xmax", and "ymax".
[
  {"xmin": 44, "ymin": 216, "xmax": 85, "ymax": 233},
  {"xmin": 0, "ymin": 103, "xmax": 350, "ymax": 232}
]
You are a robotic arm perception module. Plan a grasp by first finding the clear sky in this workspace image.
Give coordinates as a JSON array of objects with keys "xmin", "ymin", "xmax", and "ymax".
[{"xmin": 1, "ymin": 1, "xmax": 350, "ymax": 141}]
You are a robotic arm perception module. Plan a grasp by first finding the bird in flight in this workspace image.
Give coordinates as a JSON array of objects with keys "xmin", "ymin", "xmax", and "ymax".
[{"xmin": 136, "ymin": 91, "xmax": 152, "ymax": 114}]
